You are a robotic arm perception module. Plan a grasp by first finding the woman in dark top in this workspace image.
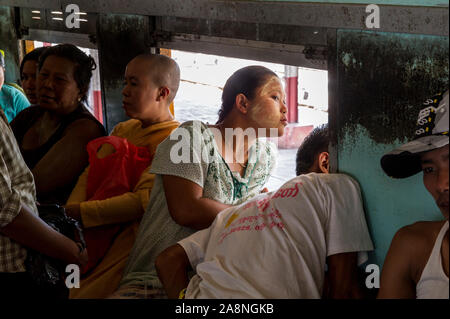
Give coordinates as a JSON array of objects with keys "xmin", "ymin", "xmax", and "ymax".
[{"xmin": 11, "ymin": 44, "xmax": 105, "ymax": 205}]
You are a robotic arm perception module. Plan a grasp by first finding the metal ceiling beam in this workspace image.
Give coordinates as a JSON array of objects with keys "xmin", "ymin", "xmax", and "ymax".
[
  {"xmin": 19, "ymin": 8, "xmax": 97, "ymax": 36},
  {"xmin": 159, "ymin": 34, "xmax": 327, "ymax": 69},
  {"xmin": 22, "ymin": 29, "xmax": 96, "ymax": 48},
  {"xmin": 160, "ymin": 16, "xmax": 328, "ymax": 46},
  {"xmin": 1, "ymin": 0, "xmax": 448, "ymax": 36}
]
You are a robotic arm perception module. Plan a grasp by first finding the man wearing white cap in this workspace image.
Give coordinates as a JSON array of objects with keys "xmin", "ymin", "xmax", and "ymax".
[{"xmin": 378, "ymin": 90, "xmax": 448, "ymax": 299}]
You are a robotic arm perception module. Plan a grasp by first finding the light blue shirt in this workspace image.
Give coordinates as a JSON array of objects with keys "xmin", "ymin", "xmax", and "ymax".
[{"xmin": 0, "ymin": 84, "xmax": 30, "ymax": 122}]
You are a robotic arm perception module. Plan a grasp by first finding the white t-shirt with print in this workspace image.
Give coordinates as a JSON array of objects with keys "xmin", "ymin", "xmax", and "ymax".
[{"xmin": 178, "ymin": 173, "xmax": 374, "ymax": 299}]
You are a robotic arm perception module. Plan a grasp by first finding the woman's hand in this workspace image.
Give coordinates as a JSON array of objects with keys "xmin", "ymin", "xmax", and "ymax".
[
  {"xmin": 1, "ymin": 204, "xmax": 88, "ymax": 268},
  {"xmin": 76, "ymin": 243, "xmax": 89, "ymax": 269},
  {"xmin": 65, "ymin": 204, "xmax": 81, "ymax": 221},
  {"xmin": 260, "ymin": 187, "xmax": 269, "ymax": 193}
]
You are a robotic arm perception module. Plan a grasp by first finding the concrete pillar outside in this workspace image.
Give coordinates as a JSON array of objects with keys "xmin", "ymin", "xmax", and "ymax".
[
  {"xmin": 159, "ymin": 48, "xmax": 175, "ymax": 116},
  {"xmin": 88, "ymin": 49, "xmax": 103, "ymax": 124},
  {"xmin": 284, "ymin": 65, "xmax": 298, "ymax": 123}
]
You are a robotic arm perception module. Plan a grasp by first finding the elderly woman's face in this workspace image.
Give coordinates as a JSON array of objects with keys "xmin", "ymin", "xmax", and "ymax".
[{"xmin": 37, "ymin": 55, "xmax": 81, "ymax": 114}]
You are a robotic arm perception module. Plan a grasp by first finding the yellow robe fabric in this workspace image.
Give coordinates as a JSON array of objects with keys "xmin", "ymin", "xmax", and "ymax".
[{"xmin": 67, "ymin": 119, "xmax": 179, "ymax": 299}]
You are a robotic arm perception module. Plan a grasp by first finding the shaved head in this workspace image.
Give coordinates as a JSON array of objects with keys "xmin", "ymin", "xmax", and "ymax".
[{"xmin": 131, "ymin": 54, "xmax": 180, "ymax": 103}]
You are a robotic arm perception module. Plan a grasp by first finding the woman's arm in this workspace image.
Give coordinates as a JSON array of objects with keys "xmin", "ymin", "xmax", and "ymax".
[
  {"xmin": 163, "ymin": 175, "xmax": 231, "ymax": 230},
  {"xmin": 155, "ymin": 244, "xmax": 191, "ymax": 299},
  {"xmin": 324, "ymin": 252, "xmax": 363, "ymax": 299},
  {"xmin": 0, "ymin": 204, "xmax": 87, "ymax": 267},
  {"xmin": 32, "ymin": 118, "xmax": 104, "ymax": 196},
  {"xmin": 66, "ymin": 156, "xmax": 155, "ymax": 226},
  {"xmin": 67, "ymin": 183, "xmax": 154, "ymax": 227}
]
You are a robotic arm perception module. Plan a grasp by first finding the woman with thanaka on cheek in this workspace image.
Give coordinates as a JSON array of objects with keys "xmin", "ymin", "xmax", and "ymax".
[
  {"xmin": 65, "ymin": 54, "xmax": 181, "ymax": 299},
  {"xmin": 113, "ymin": 65, "xmax": 286, "ymax": 299},
  {"xmin": 216, "ymin": 72, "xmax": 288, "ymax": 175},
  {"xmin": 247, "ymin": 76, "xmax": 288, "ymax": 136}
]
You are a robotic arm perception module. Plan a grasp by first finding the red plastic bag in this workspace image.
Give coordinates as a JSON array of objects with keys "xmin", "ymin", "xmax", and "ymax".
[{"xmin": 82, "ymin": 136, "xmax": 152, "ymax": 274}]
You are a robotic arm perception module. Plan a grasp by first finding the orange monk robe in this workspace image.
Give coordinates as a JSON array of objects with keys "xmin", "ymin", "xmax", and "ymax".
[{"xmin": 67, "ymin": 119, "xmax": 179, "ymax": 299}]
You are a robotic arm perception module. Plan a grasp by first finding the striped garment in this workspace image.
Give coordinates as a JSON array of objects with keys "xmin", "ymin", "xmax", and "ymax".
[{"xmin": 0, "ymin": 109, "xmax": 38, "ymax": 272}]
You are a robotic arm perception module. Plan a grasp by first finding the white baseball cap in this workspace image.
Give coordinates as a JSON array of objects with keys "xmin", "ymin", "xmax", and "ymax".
[{"xmin": 381, "ymin": 90, "xmax": 449, "ymax": 178}]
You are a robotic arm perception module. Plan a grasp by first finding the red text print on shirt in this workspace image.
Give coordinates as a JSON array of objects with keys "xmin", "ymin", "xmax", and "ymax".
[
  {"xmin": 218, "ymin": 208, "xmax": 284, "ymax": 244},
  {"xmin": 243, "ymin": 182, "xmax": 302, "ymax": 212},
  {"xmin": 271, "ymin": 182, "xmax": 302, "ymax": 200}
]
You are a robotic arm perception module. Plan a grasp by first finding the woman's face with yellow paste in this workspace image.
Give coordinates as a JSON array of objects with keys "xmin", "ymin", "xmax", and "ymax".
[{"xmin": 247, "ymin": 76, "xmax": 288, "ymax": 137}]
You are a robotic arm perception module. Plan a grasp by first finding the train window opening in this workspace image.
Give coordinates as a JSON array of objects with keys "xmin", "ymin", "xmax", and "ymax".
[
  {"xmin": 170, "ymin": 49, "xmax": 328, "ymax": 190},
  {"xmin": 18, "ymin": 37, "xmax": 328, "ymax": 191}
]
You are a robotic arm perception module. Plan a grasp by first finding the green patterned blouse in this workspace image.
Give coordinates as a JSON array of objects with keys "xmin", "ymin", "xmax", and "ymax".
[{"xmin": 120, "ymin": 120, "xmax": 277, "ymax": 289}]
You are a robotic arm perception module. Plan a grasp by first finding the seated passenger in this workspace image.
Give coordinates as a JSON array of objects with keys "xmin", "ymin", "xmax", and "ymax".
[
  {"xmin": 10, "ymin": 44, "xmax": 106, "ymax": 205},
  {"xmin": 112, "ymin": 65, "xmax": 287, "ymax": 298},
  {"xmin": 155, "ymin": 125, "xmax": 374, "ymax": 298},
  {"xmin": 0, "ymin": 49, "xmax": 30, "ymax": 122},
  {"xmin": 65, "ymin": 54, "xmax": 181, "ymax": 299},
  {"xmin": 20, "ymin": 47, "xmax": 47, "ymax": 105},
  {"xmin": 0, "ymin": 108, "xmax": 87, "ymax": 299},
  {"xmin": 378, "ymin": 90, "xmax": 448, "ymax": 299}
]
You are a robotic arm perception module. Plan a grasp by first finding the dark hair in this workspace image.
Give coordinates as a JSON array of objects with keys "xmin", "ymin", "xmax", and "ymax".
[
  {"xmin": 38, "ymin": 44, "xmax": 96, "ymax": 104},
  {"xmin": 217, "ymin": 65, "xmax": 277, "ymax": 123},
  {"xmin": 296, "ymin": 124, "xmax": 329, "ymax": 175},
  {"xmin": 20, "ymin": 47, "xmax": 47, "ymax": 80}
]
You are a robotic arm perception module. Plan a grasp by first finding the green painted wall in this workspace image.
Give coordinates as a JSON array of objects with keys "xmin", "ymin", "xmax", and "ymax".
[
  {"xmin": 333, "ymin": 30, "xmax": 448, "ymax": 269},
  {"xmin": 254, "ymin": 0, "xmax": 448, "ymax": 6}
]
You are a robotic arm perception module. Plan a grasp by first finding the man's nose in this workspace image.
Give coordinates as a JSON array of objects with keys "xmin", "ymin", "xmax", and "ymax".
[{"xmin": 437, "ymin": 166, "xmax": 449, "ymax": 194}]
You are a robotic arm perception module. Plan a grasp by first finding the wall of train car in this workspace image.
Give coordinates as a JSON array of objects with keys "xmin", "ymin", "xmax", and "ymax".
[{"xmin": 328, "ymin": 31, "xmax": 448, "ymax": 268}]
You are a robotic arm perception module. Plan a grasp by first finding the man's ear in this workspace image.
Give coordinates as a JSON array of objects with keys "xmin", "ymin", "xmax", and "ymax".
[
  {"xmin": 157, "ymin": 87, "xmax": 170, "ymax": 101},
  {"xmin": 318, "ymin": 151, "xmax": 329, "ymax": 174},
  {"xmin": 235, "ymin": 93, "xmax": 249, "ymax": 114}
]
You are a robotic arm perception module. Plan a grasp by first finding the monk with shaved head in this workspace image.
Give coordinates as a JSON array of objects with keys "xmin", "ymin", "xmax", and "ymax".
[
  {"xmin": 65, "ymin": 54, "xmax": 180, "ymax": 299},
  {"xmin": 122, "ymin": 54, "xmax": 180, "ymax": 125}
]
